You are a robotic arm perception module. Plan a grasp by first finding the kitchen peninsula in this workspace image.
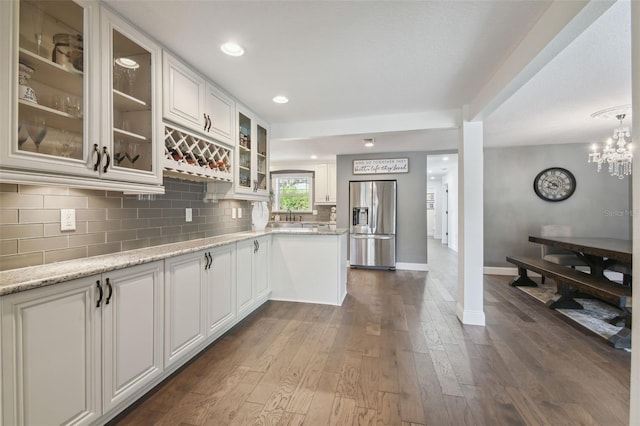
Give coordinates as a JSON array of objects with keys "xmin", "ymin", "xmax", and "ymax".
[{"xmin": 0, "ymin": 228, "xmax": 347, "ymax": 426}]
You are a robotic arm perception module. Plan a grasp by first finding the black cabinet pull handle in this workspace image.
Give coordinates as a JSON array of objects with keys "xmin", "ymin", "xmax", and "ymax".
[
  {"xmin": 204, "ymin": 252, "xmax": 209, "ymax": 269},
  {"xmin": 256, "ymin": 241, "xmax": 260, "ymax": 252},
  {"xmin": 96, "ymin": 280, "xmax": 103, "ymax": 308},
  {"xmin": 204, "ymin": 252, "xmax": 212, "ymax": 269},
  {"xmin": 203, "ymin": 113, "xmax": 208, "ymax": 131},
  {"xmin": 105, "ymin": 278, "xmax": 113, "ymax": 305},
  {"xmin": 253, "ymin": 240, "xmax": 258, "ymax": 253},
  {"xmin": 102, "ymin": 147, "xmax": 111, "ymax": 173},
  {"xmin": 92, "ymin": 144, "xmax": 101, "ymax": 172},
  {"xmin": 208, "ymin": 252, "xmax": 214, "ymax": 269}
]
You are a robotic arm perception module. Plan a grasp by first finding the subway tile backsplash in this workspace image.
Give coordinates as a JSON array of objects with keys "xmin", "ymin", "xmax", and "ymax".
[{"xmin": 0, "ymin": 178, "xmax": 252, "ymax": 271}]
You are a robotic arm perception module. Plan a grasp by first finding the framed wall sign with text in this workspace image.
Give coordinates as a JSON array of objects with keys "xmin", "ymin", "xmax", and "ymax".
[{"xmin": 353, "ymin": 158, "xmax": 409, "ymax": 175}]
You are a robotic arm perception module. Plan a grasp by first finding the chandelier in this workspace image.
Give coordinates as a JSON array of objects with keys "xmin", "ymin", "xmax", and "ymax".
[{"xmin": 588, "ymin": 112, "xmax": 633, "ymax": 179}]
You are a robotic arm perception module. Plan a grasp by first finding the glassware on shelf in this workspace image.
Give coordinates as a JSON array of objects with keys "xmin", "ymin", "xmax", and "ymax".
[
  {"xmin": 18, "ymin": 119, "xmax": 29, "ymax": 148},
  {"xmin": 51, "ymin": 94, "xmax": 63, "ymax": 111},
  {"xmin": 18, "ymin": 63, "xmax": 38, "ymax": 103},
  {"xmin": 26, "ymin": 116, "xmax": 47, "ymax": 152},
  {"xmin": 56, "ymin": 130, "xmax": 73, "ymax": 158},
  {"xmin": 64, "ymin": 95, "xmax": 81, "ymax": 118},
  {"xmin": 114, "ymin": 57, "xmax": 139, "ymax": 94},
  {"xmin": 30, "ymin": 2, "xmax": 46, "ymax": 57},
  {"xmin": 113, "ymin": 61, "xmax": 125, "ymax": 92}
]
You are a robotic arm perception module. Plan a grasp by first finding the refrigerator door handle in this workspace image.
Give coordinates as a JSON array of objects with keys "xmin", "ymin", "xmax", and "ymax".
[{"xmin": 351, "ymin": 234, "xmax": 394, "ymax": 240}]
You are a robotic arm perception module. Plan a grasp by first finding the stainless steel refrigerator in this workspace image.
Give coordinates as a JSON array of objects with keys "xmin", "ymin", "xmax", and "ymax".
[{"xmin": 349, "ymin": 180, "xmax": 397, "ymax": 269}]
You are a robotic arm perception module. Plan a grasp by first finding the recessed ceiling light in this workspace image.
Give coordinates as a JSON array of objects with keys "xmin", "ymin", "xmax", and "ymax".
[
  {"xmin": 220, "ymin": 42, "xmax": 244, "ymax": 57},
  {"xmin": 363, "ymin": 138, "xmax": 374, "ymax": 148},
  {"xmin": 443, "ymin": 156, "xmax": 449, "ymax": 161},
  {"xmin": 430, "ymin": 176, "xmax": 435, "ymax": 180},
  {"xmin": 115, "ymin": 57, "xmax": 139, "ymax": 69},
  {"xmin": 272, "ymin": 95, "xmax": 289, "ymax": 104},
  {"xmin": 428, "ymin": 169, "xmax": 432, "ymax": 174},
  {"xmin": 310, "ymin": 154, "xmax": 318, "ymax": 160}
]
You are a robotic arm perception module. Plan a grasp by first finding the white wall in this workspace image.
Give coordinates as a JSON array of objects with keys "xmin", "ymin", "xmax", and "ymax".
[{"xmin": 442, "ymin": 164, "xmax": 459, "ymax": 251}]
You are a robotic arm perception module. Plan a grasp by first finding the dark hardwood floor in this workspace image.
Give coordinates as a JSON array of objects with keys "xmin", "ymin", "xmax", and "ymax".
[{"xmin": 113, "ymin": 239, "xmax": 631, "ymax": 425}]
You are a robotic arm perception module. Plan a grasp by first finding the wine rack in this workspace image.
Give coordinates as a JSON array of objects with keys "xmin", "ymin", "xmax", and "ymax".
[{"xmin": 163, "ymin": 124, "xmax": 232, "ymax": 182}]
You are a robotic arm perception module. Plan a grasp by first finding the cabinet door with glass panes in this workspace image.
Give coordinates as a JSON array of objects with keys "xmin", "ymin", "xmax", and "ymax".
[
  {"xmin": 236, "ymin": 105, "xmax": 269, "ymax": 196},
  {"xmin": 100, "ymin": 6, "xmax": 161, "ymax": 185},
  {"xmin": 0, "ymin": 0, "xmax": 161, "ymax": 188},
  {"xmin": 0, "ymin": 0, "xmax": 99, "ymax": 178}
]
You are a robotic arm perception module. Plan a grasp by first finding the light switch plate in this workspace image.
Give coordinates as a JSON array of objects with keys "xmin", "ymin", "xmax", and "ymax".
[
  {"xmin": 185, "ymin": 208, "xmax": 192, "ymax": 222},
  {"xmin": 237, "ymin": 208, "xmax": 242, "ymax": 218},
  {"xmin": 312, "ymin": 210, "xmax": 318, "ymax": 215},
  {"xmin": 231, "ymin": 207, "xmax": 237, "ymax": 219},
  {"xmin": 60, "ymin": 209, "xmax": 76, "ymax": 231}
]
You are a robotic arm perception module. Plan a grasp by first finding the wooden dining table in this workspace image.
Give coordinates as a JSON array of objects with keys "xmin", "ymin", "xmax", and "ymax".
[{"xmin": 528, "ymin": 235, "xmax": 632, "ymax": 282}]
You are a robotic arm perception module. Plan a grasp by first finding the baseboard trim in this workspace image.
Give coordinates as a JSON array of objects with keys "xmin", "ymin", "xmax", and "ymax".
[
  {"xmin": 456, "ymin": 303, "xmax": 486, "ymax": 326},
  {"xmin": 396, "ymin": 262, "xmax": 429, "ymax": 271}
]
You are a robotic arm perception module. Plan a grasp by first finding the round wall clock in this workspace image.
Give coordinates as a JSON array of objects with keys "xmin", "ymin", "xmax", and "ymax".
[{"xmin": 533, "ymin": 167, "xmax": 576, "ymax": 202}]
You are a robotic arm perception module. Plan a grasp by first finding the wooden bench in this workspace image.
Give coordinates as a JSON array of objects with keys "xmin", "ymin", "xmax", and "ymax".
[{"xmin": 506, "ymin": 256, "xmax": 632, "ymax": 349}]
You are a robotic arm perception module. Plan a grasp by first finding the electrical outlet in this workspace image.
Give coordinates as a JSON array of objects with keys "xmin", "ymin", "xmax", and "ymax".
[
  {"xmin": 60, "ymin": 209, "xmax": 76, "ymax": 231},
  {"xmin": 185, "ymin": 208, "xmax": 192, "ymax": 222},
  {"xmin": 231, "ymin": 207, "xmax": 237, "ymax": 219},
  {"xmin": 312, "ymin": 210, "xmax": 318, "ymax": 215},
  {"xmin": 237, "ymin": 208, "xmax": 242, "ymax": 218}
]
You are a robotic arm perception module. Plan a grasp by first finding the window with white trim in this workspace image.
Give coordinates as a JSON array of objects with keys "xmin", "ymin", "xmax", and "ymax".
[{"xmin": 271, "ymin": 172, "xmax": 313, "ymax": 213}]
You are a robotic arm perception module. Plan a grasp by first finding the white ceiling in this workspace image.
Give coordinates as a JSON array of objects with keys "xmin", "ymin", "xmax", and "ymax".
[
  {"xmin": 427, "ymin": 154, "xmax": 457, "ymax": 180},
  {"xmin": 104, "ymin": 0, "xmax": 632, "ymax": 163}
]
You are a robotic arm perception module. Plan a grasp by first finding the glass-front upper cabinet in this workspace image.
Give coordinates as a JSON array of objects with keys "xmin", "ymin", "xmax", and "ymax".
[
  {"xmin": 256, "ymin": 121, "xmax": 268, "ymax": 192},
  {"xmin": 237, "ymin": 111, "xmax": 252, "ymax": 192},
  {"xmin": 101, "ymin": 7, "xmax": 161, "ymax": 185},
  {"xmin": 236, "ymin": 105, "xmax": 269, "ymax": 197},
  {"xmin": 3, "ymin": 0, "xmax": 97, "ymax": 177},
  {"xmin": 0, "ymin": 1, "xmax": 162, "ymax": 191}
]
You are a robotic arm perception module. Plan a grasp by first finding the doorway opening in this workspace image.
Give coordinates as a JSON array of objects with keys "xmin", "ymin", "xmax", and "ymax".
[{"xmin": 426, "ymin": 153, "xmax": 459, "ymax": 266}]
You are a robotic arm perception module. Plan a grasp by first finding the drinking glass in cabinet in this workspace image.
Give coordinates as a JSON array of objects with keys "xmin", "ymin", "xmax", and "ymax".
[{"xmin": 26, "ymin": 116, "xmax": 47, "ymax": 153}]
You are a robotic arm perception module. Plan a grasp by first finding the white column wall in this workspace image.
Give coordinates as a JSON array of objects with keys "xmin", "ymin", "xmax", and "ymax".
[{"xmin": 456, "ymin": 119, "xmax": 485, "ymax": 326}]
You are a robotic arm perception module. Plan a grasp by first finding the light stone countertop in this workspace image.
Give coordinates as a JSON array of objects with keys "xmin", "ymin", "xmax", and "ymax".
[{"xmin": 0, "ymin": 228, "xmax": 348, "ymax": 296}]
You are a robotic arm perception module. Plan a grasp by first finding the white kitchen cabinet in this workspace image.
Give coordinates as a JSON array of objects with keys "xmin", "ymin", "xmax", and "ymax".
[
  {"xmin": 163, "ymin": 51, "xmax": 206, "ymax": 134},
  {"xmin": 0, "ymin": 0, "xmax": 163, "ymax": 193},
  {"xmin": 164, "ymin": 251, "xmax": 207, "ymax": 368},
  {"xmin": 205, "ymin": 244, "xmax": 236, "ymax": 338},
  {"xmin": 314, "ymin": 162, "xmax": 337, "ymax": 204},
  {"xmin": 236, "ymin": 235, "xmax": 271, "ymax": 318},
  {"xmin": 254, "ymin": 236, "xmax": 270, "ymax": 300},
  {"xmin": 270, "ymin": 232, "xmax": 347, "ymax": 306},
  {"xmin": 1, "ymin": 276, "xmax": 101, "ymax": 426},
  {"xmin": 0, "ymin": 261, "xmax": 163, "ymax": 426},
  {"xmin": 205, "ymin": 82, "xmax": 235, "ymax": 146},
  {"xmin": 163, "ymin": 52, "xmax": 235, "ymax": 148},
  {"xmin": 235, "ymin": 105, "xmax": 270, "ymax": 198},
  {"xmin": 100, "ymin": 7, "xmax": 163, "ymax": 187},
  {"xmin": 101, "ymin": 262, "xmax": 164, "ymax": 412},
  {"xmin": 236, "ymin": 239, "xmax": 254, "ymax": 315}
]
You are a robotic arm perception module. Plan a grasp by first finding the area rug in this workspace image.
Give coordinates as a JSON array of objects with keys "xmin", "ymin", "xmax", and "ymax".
[{"xmin": 515, "ymin": 281, "xmax": 630, "ymax": 351}]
